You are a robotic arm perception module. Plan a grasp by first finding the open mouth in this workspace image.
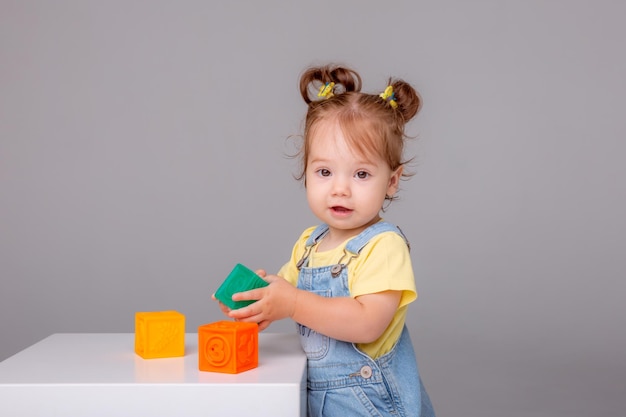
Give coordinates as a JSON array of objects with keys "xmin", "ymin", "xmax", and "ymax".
[{"xmin": 331, "ymin": 206, "xmax": 353, "ymax": 214}]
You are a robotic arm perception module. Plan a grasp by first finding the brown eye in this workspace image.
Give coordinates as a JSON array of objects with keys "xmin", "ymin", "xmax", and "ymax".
[{"xmin": 356, "ymin": 171, "xmax": 369, "ymax": 179}]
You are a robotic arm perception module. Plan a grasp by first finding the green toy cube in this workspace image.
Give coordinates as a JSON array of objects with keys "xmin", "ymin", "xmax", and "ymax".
[{"xmin": 214, "ymin": 263, "xmax": 269, "ymax": 310}]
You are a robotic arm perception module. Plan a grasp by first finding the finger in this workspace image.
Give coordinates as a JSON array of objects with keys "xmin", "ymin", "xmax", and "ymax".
[
  {"xmin": 228, "ymin": 304, "xmax": 256, "ymax": 319},
  {"xmin": 261, "ymin": 274, "xmax": 280, "ymax": 284},
  {"xmin": 232, "ymin": 288, "xmax": 264, "ymax": 302},
  {"xmin": 257, "ymin": 320, "xmax": 271, "ymax": 331},
  {"xmin": 255, "ymin": 269, "xmax": 267, "ymax": 277},
  {"xmin": 229, "ymin": 310, "xmax": 265, "ymax": 324}
]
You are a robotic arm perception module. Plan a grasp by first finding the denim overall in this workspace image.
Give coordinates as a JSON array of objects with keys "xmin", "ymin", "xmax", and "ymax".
[{"xmin": 296, "ymin": 222, "xmax": 435, "ymax": 417}]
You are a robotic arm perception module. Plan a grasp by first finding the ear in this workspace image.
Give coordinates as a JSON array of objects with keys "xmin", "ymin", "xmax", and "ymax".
[{"xmin": 386, "ymin": 165, "xmax": 403, "ymax": 196}]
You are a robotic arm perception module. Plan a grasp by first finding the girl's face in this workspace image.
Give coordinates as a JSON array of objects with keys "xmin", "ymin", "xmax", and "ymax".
[{"xmin": 305, "ymin": 121, "xmax": 402, "ymax": 244}]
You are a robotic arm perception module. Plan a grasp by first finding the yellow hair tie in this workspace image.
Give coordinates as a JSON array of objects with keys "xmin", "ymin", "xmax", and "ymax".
[
  {"xmin": 380, "ymin": 85, "xmax": 398, "ymax": 109},
  {"xmin": 318, "ymin": 82, "xmax": 335, "ymax": 98}
]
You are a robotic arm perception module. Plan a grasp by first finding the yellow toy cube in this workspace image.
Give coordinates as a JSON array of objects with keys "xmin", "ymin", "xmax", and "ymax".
[{"xmin": 135, "ymin": 311, "xmax": 185, "ymax": 359}]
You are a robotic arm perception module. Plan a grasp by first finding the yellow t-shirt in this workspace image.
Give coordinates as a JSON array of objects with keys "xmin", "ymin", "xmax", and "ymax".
[{"xmin": 278, "ymin": 224, "xmax": 418, "ymax": 359}]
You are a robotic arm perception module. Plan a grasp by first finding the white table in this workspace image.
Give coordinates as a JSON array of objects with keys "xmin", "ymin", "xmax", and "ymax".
[{"xmin": 0, "ymin": 332, "xmax": 307, "ymax": 417}]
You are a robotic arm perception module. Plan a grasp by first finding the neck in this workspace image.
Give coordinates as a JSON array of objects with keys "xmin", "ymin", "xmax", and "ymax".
[{"xmin": 317, "ymin": 217, "xmax": 381, "ymax": 251}]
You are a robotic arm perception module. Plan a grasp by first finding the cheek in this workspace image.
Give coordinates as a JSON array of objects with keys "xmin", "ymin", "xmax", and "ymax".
[{"xmin": 305, "ymin": 182, "xmax": 320, "ymax": 202}]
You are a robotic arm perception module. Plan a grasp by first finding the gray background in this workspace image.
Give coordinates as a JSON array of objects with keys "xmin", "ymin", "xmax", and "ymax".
[{"xmin": 1, "ymin": 1, "xmax": 625, "ymax": 416}]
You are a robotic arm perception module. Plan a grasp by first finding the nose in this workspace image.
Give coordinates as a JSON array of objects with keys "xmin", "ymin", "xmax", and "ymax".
[{"xmin": 331, "ymin": 176, "xmax": 351, "ymax": 197}]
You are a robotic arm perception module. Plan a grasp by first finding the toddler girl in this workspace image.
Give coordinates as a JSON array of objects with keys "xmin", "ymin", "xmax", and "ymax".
[{"xmin": 219, "ymin": 64, "xmax": 435, "ymax": 417}]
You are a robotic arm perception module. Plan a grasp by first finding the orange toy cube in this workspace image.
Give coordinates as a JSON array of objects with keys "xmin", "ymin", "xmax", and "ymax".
[
  {"xmin": 198, "ymin": 321, "xmax": 259, "ymax": 374},
  {"xmin": 135, "ymin": 311, "xmax": 185, "ymax": 359}
]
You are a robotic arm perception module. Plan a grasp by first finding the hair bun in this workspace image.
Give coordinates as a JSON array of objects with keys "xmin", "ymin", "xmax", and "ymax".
[
  {"xmin": 299, "ymin": 65, "xmax": 362, "ymax": 104},
  {"xmin": 388, "ymin": 79, "xmax": 421, "ymax": 122}
]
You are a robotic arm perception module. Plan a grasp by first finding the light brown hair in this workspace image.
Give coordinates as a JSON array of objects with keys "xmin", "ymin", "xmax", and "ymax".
[{"xmin": 295, "ymin": 64, "xmax": 422, "ymax": 190}]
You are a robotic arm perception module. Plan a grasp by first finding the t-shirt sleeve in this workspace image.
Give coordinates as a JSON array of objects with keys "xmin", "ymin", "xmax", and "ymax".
[{"xmin": 349, "ymin": 231, "xmax": 418, "ymax": 308}]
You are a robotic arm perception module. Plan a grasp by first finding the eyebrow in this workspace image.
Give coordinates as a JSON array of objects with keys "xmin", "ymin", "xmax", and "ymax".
[
  {"xmin": 308, "ymin": 158, "xmax": 379, "ymax": 170},
  {"xmin": 307, "ymin": 148, "xmax": 381, "ymax": 167},
  {"xmin": 308, "ymin": 157, "xmax": 330, "ymax": 164}
]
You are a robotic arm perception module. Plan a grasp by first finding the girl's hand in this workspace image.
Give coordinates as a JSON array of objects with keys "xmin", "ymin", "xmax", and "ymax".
[
  {"xmin": 228, "ymin": 274, "xmax": 297, "ymax": 330},
  {"xmin": 212, "ymin": 268, "xmax": 273, "ymax": 328}
]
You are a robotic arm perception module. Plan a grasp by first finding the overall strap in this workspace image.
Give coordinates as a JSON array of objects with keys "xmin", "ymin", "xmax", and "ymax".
[
  {"xmin": 345, "ymin": 221, "xmax": 410, "ymax": 255},
  {"xmin": 304, "ymin": 224, "xmax": 330, "ymax": 247},
  {"xmin": 296, "ymin": 224, "xmax": 330, "ymax": 270}
]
